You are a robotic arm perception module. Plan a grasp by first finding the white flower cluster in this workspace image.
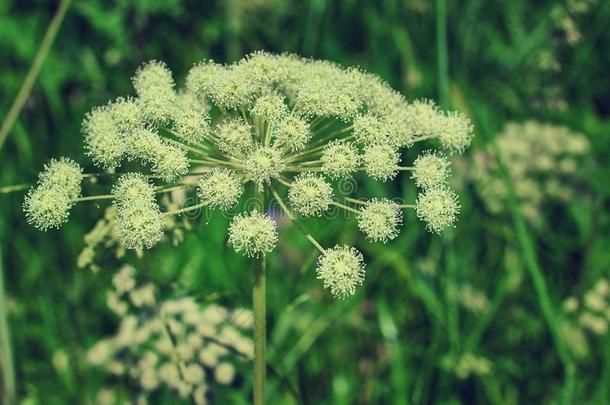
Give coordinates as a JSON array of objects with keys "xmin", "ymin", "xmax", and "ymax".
[
  {"xmin": 88, "ymin": 265, "xmax": 253, "ymax": 404},
  {"xmin": 442, "ymin": 352, "xmax": 493, "ymax": 380},
  {"xmin": 24, "ymin": 157, "xmax": 82, "ymax": 230},
  {"xmin": 25, "ymin": 52, "xmax": 473, "ymax": 298},
  {"xmin": 560, "ymin": 278, "xmax": 610, "ymax": 360},
  {"xmin": 469, "ymin": 121, "xmax": 590, "ymax": 226}
]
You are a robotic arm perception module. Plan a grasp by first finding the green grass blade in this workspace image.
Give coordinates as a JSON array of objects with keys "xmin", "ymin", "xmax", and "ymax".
[{"xmin": 0, "ymin": 248, "xmax": 16, "ymax": 404}]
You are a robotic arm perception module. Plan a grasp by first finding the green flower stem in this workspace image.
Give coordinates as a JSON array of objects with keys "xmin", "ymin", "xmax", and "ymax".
[
  {"xmin": 343, "ymin": 197, "xmax": 367, "ymax": 205},
  {"xmin": 436, "ymin": 0, "xmax": 449, "ymax": 108},
  {"xmin": 154, "ymin": 183, "xmax": 198, "ymax": 193},
  {"xmin": 163, "ymin": 202, "xmax": 207, "ymax": 216},
  {"xmin": 0, "ymin": 183, "xmax": 29, "ymax": 193},
  {"xmin": 275, "ymin": 177, "xmax": 292, "ymax": 187},
  {"xmin": 72, "ymin": 195, "xmax": 114, "ymax": 202},
  {"xmin": 284, "ymin": 167, "xmax": 323, "ymax": 173},
  {"xmin": 0, "ymin": 0, "xmax": 72, "ymax": 151},
  {"xmin": 0, "ymin": 248, "xmax": 16, "ymax": 405},
  {"xmin": 161, "ymin": 126, "xmax": 218, "ymax": 151},
  {"xmin": 253, "ymin": 186, "xmax": 267, "ymax": 405},
  {"xmin": 311, "ymin": 118, "xmax": 336, "ymax": 134},
  {"xmin": 331, "ymin": 201, "xmax": 360, "ymax": 214},
  {"xmin": 296, "ymin": 160, "xmax": 322, "ymax": 166},
  {"xmin": 158, "ymin": 129, "xmax": 211, "ymax": 157},
  {"xmin": 189, "ymin": 159, "xmax": 243, "ymax": 169},
  {"xmin": 271, "ymin": 187, "xmax": 325, "ymax": 253},
  {"xmin": 285, "ymin": 145, "xmax": 326, "ymax": 162},
  {"xmin": 475, "ymin": 103, "xmax": 576, "ymax": 404},
  {"xmin": 184, "ymin": 145, "xmax": 210, "ymax": 158},
  {"xmin": 159, "ymin": 313, "xmax": 198, "ymax": 405}
]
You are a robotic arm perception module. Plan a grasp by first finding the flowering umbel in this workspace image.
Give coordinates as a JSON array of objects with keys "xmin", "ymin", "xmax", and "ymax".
[{"xmin": 24, "ymin": 52, "xmax": 473, "ymax": 298}]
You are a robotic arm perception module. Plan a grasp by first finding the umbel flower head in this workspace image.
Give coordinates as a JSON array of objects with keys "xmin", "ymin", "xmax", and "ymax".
[{"xmin": 24, "ymin": 52, "xmax": 473, "ymax": 299}]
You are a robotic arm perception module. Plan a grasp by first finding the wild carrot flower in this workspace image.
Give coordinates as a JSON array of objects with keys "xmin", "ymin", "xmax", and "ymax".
[{"xmin": 24, "ymin": 52, "xmax": 473, "ymax": 298}]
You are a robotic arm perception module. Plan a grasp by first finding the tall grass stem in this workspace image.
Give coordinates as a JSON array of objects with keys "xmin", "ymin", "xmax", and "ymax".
[
  {"xmin": 435, "ymin": 0, "xmax": 449, "ymax": 108},
  {"xmin": 0, "ymin": 0, "xmax": 72, "ymax": 151},
  {"xmin": 0, "ymin": 248, "xmax": 16, "ymax": 405}
]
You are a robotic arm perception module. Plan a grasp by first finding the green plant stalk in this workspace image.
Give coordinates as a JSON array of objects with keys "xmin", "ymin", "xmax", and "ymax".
[
  {"xmin": 435, "ymin": 0, "xmax": 449, "ymax": 108},
  {"xmin": 490, "ymin": 142, "xmax": 575, "ymax": 405},
  {"xmin": 444, "ymin": 236, "xmax": 460, "ymax": 354},
  {"xmin": 468, "ymin": 98, "xmax": 575, "ymax": 405},
  {"xmin": 253, "ymin": 186, "xmax": 267, "ymax": 405},
  {"xmin": 0, "ymin": 248, "xmax": 16, "ymax": 405},
  {"xmin": 0, "ymin": 0, "xmax": 72, "ymax": 151},
  {"xmin": 225, "ymin": 0, "xmax": 241, "ymax": 62}
]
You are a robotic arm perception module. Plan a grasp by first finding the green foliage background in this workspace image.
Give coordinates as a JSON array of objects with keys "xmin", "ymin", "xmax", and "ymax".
[{"xmin": 1, "ymin": 0, "xmax": 610, "ymax": 404}]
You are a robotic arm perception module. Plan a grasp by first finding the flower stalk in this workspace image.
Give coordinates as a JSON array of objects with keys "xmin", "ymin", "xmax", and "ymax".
[{"xmin": 253, "ymin": 186, "xmax": 267, "ymax": 405}]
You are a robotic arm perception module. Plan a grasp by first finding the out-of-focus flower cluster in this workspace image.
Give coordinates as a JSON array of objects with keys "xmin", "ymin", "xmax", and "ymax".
[
  {"xmin": 456, "ymin": 284, "xmax": 490, "ymax": 315},
  {"xmin": 468, "ymin": 121, "xmax": 590, "ymax": 227},
  {"xmin": 532, "ymin": 0, "xmax": 597, "ymax": 109},
  {"xmin": 561, "ymin": 278, "xmax": 610, "ymax": 360},
  {"xmin": 442, "ymin": 352, "xmax": 493, "ymax": 380},
  {"xmin": 88, "ymin": 265, "xmax": 253, "ymax": 404},
  {"xmin": 24, "ymin": 52, "xmax": 473, "ymax": 298}
]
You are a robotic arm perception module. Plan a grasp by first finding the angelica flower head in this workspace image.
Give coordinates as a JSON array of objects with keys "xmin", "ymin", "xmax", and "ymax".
[
  {"xmin": 23, "ymin": 156, "xmax": 82, "ymax": 230},
  {"xmin": 273, "ymin": 114, "xmax": 311, "ymax": 152},
  {"xmin": 316, "ymin": 246, "xmax": 366, "ymax": 299},
  {"xmin": 113, "ymin": 174, "xmax": 164, "ymax": 250},
  {"xmin": 357, "ymin": 199, "xmax": 403, "ymax": 242},
  {"xmin": 83, "ymin": 106, "xmax": 125, "ymax": 169},
  {"xmin": 37, "ymin": 157, "xmax": 83, "ymax": 199},
  {"xmin": 216, "ymin": 118, "xmax": 254, "ymax": 157},
  {"xmin": 416, "ymin": 186, "xmax": 460, "ymax": 233},
  {"xmin": 24, "ymin": 187, "xmax": 72, "ymax": 231},
  {"xmin": 288, "ymin": 174, "xmax": 333, "ymax": 217},
  {"xmin": 320, "ymin": 141, "xmax": 359, "ymax": 179},
  {"xmin": 133, "ymin": 60, "xmax": 176, "ymax": 122},
  {"xmin": 243, "ymin": 146, "xmax": 286, "ymax": 184},
  {"xmin": 362, "ymin": 144, "xmax": 400, "ymax": 181},
  {"xmin": 251, "ymin": 92, "xmax": 288, "ymax": 125},
  {"xmin": 412, "ymin": 151, "xmax": 451, "ymax": 189},
  {"xmin": 25, "ymin": 52, "xmax": 473, "ymax": 299},
  {"xmin": 197, "ymin": 169, "xmax": 243, "ymax": 210},
  {"xmin": 228, "ymin": 211, "xmax": 278, "ymax": 258},
  {"xmin": 353, "ymin": 113, "xmax": 390, "ymax": 146},
  {"xmin": 109, "ymin": 97, "xmax": 143, "ymax": 137}
]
